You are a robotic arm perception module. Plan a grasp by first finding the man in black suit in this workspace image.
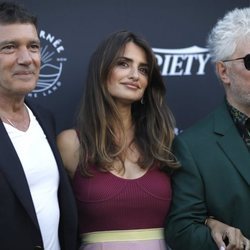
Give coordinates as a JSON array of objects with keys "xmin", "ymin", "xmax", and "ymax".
[{"xmin": 0, "ymin": 2, "xmax": 78, "ymax": 249}]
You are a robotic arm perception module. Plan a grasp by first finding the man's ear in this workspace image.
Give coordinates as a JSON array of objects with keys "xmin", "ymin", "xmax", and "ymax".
[{"xmin": 216, "ymin": 61, "xmax": 230, "ymax": 85}]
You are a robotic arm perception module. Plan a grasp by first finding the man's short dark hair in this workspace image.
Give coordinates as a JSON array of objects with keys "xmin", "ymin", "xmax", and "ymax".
[{"xmin": 0, "ymin": 1, "xmax": 37, "ymax": 28}]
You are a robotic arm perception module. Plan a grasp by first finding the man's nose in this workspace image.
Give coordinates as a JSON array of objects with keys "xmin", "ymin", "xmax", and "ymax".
[{"xmin": 16, "ymin": 48, "xmax": 32, "ymax": 65}]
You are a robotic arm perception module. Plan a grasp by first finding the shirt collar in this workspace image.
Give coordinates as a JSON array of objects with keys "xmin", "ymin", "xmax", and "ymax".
[{"xmin": 226, "ymin": 99, "xmax": 250, "ymax": 132}]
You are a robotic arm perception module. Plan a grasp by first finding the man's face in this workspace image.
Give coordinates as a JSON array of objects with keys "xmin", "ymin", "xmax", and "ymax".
[
  {"xmin": 219, "ymin": 38, "xmax": 250, "ymax": 114},
  {"xmin": 0, "ymin": 23, "xmax": 41, "ymax": 98}
]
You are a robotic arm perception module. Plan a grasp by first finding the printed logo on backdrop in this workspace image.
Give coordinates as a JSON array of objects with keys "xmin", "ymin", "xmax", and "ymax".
[
  {"xmin": 28, "ymin": 30, "xmax": 66, "ymax": 98},
  {"xmin": 153, "ymin": 46, "xmax": 210, "ymax": 76}
]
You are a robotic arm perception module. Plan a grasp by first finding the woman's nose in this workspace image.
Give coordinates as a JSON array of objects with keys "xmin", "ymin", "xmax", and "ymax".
[{"xmin": 129, "ymin": 67, "xmax": 139, "ymax": 80}]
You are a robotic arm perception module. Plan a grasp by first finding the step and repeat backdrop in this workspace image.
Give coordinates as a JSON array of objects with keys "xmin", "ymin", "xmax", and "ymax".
[{"xmin": 16, "ymin": 0, "xmax": 250, "ymax": 133}]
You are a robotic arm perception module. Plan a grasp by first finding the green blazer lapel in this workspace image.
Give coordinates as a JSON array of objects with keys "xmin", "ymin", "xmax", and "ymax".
[{"xmin": 214, "ymin": 102, "xmax": 250, "ymax": 186}]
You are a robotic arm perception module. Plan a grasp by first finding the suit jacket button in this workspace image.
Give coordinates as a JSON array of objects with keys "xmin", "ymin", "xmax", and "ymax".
[{"xmin": 34, "ymin": 246, "xmax": 43, "ymax": 250}]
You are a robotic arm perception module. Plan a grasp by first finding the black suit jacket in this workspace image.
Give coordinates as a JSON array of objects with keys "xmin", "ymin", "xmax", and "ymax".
[{"xmin": 0, "ymin": 100, "xmax": 78, "ymax": 250}]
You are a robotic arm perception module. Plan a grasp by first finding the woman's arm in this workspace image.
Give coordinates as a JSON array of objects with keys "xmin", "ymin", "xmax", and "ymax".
[{"xmin": 57, "ymin": 129, "xmax": 80, "ymax": 179}]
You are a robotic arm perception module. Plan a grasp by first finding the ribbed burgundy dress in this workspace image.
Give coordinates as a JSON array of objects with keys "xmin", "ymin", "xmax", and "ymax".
[{"xmin": 73, "ymin": 164, "xmax": 172, "ymax": 250}]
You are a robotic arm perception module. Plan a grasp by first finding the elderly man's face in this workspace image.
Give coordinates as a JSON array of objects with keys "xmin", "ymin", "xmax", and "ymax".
[{"xmin": 219, "ymin": 38, "xmax": 250, "ymax": 115}]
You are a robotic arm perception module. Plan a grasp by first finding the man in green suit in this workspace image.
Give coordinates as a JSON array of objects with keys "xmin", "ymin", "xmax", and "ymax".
[{"xmin": 165, "ymin": 7, "xmax": 250, "ymax": 250}]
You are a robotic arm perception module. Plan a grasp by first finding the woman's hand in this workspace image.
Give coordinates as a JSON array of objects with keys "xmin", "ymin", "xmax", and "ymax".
[{"xmin": 206, "ymin": 217, "xmax": 250, "ymax": 250}]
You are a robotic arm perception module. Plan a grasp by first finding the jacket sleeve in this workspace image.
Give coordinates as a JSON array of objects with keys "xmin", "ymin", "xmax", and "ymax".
[{"xmin": 165, "ymin": 136, "xmax": 217, "ymax": 250}]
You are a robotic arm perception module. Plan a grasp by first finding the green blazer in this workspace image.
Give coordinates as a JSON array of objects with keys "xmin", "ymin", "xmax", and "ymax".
[{"xmin": 165, "ymin": 101, "xmax": 250, "ymax": 250}]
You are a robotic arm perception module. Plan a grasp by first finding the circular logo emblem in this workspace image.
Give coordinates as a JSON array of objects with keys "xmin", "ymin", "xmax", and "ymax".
[{"xmin": 28, "ymin": 30, "xmax": 67, "ymax": 98}]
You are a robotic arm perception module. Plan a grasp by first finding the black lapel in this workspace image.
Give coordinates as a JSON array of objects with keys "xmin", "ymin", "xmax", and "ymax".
[{"xmin": 0, "ymin": 121, "xmax": 40, "ymax": 229}]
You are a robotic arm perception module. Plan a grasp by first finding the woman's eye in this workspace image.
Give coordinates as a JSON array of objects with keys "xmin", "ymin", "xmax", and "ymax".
[
  {"xmin": 117, "ymin": 60, "xmax": 128, "ymax": 67},
  {"xmin": 139, "ymin": 67, "xmax": 149, "ymax": 75}
]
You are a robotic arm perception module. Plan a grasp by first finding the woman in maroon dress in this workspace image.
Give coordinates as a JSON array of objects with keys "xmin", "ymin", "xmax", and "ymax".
[{"xmin": 57, "ymin": 30, "xmax": 179, "ymax": 249}]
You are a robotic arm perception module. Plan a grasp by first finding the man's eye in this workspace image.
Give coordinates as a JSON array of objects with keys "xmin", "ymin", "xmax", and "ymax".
[
  {"xmin": 1, "ymin": 45, "xmax": 15, "ymax": 53},
  {"xmin": 30, "ymin": 44, "xmax": 40, "ymax": 52}
]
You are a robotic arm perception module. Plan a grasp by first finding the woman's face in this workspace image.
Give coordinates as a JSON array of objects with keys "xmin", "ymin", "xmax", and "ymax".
[{"xmin": 107, "ymin": 41, "xmax": 149, "ymax": 105}]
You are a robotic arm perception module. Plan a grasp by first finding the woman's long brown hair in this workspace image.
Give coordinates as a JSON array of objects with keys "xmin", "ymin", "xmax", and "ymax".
[{"xmin": 76, "ymin": 30, "xmax": 180, "ymax": 175}]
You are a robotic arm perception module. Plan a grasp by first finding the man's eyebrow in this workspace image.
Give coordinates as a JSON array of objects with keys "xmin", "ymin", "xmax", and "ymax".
[
  {"xmin": 30, "ymin": 39, "xmax": 40, "ymax": 43},
  {"xmin": 0, "ymin": 39, "xmax": 40, "ymax": 46},
  {"xmin": 0, "ymin": 40, "xmax": 16, "ymax": 46}
]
